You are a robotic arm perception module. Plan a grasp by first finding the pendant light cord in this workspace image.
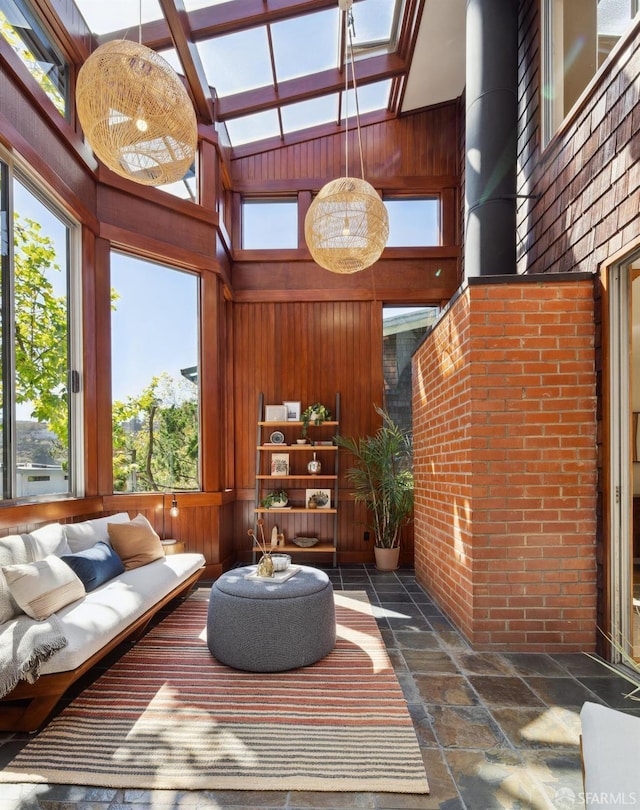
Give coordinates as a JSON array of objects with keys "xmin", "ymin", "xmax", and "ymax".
[
  {"xmin": 344, "ymin": 7, "xmax": 349, "ymax": 179},
  {"xmin": 346, "ymin": 9, "xmax": 365, "ymax": 180}
]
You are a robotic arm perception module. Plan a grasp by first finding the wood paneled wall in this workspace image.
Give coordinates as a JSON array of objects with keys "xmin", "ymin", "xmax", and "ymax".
[
  {"xmin": 231, "ymin": 103, "xmax": 460, "ymax": 183},
  {"xmin": 231, "ymin": 299, "xmax": 414, "ymax": 563}
]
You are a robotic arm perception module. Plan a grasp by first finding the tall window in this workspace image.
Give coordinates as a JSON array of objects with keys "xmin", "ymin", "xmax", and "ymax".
[
  {"xmin": 542, "ymin": 0, "xmax": 638, "ymax": 145},
  {"xmin": 0, "ymin": 0, "xmax": 68, "ymax": 116},
  {"xmin": 383, "ymin": 306, "xmax": 439, "ymax": 433},
  {"xmin": 111, "ymin": 254, "xmax": 200, "ymax": 493},
  {"xmin": 0, "ymin": 161, "xmax": 79, "ymax": 499}
]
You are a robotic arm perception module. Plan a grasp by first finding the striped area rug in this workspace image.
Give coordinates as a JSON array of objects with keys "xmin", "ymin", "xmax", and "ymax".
[{"xmin": 0, "ymin": 590, "xmax": 429, "ymax": 794}]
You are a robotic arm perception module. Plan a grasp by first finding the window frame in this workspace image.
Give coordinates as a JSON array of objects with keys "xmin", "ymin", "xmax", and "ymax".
[
  {"xmin": 541, "ymin": 0, "xmax": 640, "ymax": 148},
  {"xmin": 0, "ymin": 0, "xmax": 69, "ymax": 117},
  {"xmin": 0, "ymin": 149, "xmax": 82, "ymax": 501}
]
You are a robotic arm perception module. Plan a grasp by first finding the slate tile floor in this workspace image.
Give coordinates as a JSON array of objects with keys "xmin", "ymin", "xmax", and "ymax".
[{"xmin": 0, "ymin": 564, "xmax": 637, "ymax": 810}]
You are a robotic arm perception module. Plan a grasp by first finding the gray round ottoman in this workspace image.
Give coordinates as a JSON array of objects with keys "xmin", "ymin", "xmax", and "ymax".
[{"xmin": 207, "ymin": 565, "xmax": 336, "ymax": 672}]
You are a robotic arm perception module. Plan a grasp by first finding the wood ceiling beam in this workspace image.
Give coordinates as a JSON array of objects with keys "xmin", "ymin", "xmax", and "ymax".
[
  {"xmin": 157, "ymin": 0, "xmax": 214, "ymax": 123},
  {"xmin": 216, "ymin": 53, "xmax": 406, "ymax": 120},
  {"xmin": 100, "ymin": 0, "xmax": 364, "ymax": 50}
]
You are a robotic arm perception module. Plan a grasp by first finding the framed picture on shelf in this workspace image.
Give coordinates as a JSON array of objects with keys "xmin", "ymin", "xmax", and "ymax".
[
  {"xmin": 271, "ymin": 453, "xmax": 290, "ymax": 476},
  {"xmin": 265, "ymin": 404, "xmax": 288, "ymax": 422},
  {"xmin": 306, "ymin": 488, "xmax": 331, "ymax": 509},
  {"xmin": 283, "ymin": 400, "xmax": 301, "ymax": 421}
]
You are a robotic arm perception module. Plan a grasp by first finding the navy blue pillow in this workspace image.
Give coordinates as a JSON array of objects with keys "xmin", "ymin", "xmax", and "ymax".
[{"xmin": 61, "ymin": 541, "xmax": 125, "ymax": 592}]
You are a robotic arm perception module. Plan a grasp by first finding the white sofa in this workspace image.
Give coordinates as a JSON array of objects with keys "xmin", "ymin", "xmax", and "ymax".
[{"xmin": 0, "ymin": 512, "xmax": 205, "ymax": 732}]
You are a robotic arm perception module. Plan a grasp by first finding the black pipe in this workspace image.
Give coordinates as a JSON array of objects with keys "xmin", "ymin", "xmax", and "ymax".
[{"xmin": 465, "ymin": 0, "xmax": 518, "ymax": 277}]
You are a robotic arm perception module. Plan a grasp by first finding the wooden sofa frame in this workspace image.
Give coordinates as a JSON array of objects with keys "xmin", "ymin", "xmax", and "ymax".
[{"xmin": 0, "ymin": 567, "xmax": 203, "ymax": 733}]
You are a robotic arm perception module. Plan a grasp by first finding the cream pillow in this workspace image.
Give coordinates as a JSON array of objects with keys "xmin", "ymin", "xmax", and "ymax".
[
  {"xmin": 107, "ymin": 514, "xmax": 164, "ymax": 571},
  {"xmin": 2, "ymin": 555, "xmax": 85, "ymax": 621}
]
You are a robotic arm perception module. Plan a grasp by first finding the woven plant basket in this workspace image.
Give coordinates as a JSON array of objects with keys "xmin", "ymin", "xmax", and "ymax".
[
  {"xmin": 76, "ymin": 40, "xmax": 197, "ymax": 186},
  {"xmin": 304, "ymin": 177, "xmax": 389, "ymax": 274}
]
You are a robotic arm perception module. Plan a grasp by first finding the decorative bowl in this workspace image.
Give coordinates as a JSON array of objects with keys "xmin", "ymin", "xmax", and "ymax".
[
  {"xmin": 292, "ymin": 536, "xmax": 319, "ymax": 548},
  {"xmin": 271, "ymin": 553, "xmax": 291, "ymax": 571}
]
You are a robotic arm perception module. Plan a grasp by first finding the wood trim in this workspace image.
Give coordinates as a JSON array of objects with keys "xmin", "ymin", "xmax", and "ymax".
[
  {"xmin": 232, "ymin": 175, "xmax": 460, "ymax": 193},
  {"xmin": 81, "ymin": 227, "xmax": 98, "ymax": 496},
  {"xmin": 94, "ymin": 238, "xmax": 114, "ymax": 496},
  {"xmin": 0, "ymin": 497, "xmax": 104, "ymax": 530}
]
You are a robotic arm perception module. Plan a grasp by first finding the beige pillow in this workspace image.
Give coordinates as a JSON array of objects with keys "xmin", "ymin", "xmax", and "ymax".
[
  {"xmin": 2, "ymin": 555, "xmax": 86, "ymax": 620},
  {"xmin": 107, "ymin": 514, "xmax": 164, "ymax": 570}
]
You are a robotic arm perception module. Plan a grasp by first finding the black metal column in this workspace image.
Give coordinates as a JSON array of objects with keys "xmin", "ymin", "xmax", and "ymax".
[{"xmin": 465, "ymin": 0, "xmax": 518, "ymax": 277}]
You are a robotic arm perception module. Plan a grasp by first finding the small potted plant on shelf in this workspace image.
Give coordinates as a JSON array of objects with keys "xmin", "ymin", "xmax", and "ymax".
[
  {"xmin": 261, "ymin": 489, "xmax": 289, "ymax": 509},
  {"xmin": 335, "ymin": 406, "xmax": 413, "ymax": 571},
  {"xmin": 300, "ymin": 402, "xmax": 331, "ymax": 440}
]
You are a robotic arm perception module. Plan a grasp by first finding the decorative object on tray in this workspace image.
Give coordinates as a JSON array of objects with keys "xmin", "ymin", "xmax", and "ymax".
[
  {"xmin": 293, "ymin": 536, "xmax": 319, "ymax": 547},
  {"xmin": 269, "ymin": 431, "xmax": 285, "ymax": 445},
  {"xmin": 244, "ymin": 564, "xmax": 300, "ymax": 582},
  {"xmin": 247, "ymin": 519, "xmax": 274, "ymax": 577},
  {"xmin": 270, "ymin": 452, "xmax": 289, "ymax": 475},
  {"xmin": 270, "ymin": 526, "xmax": 285, "ymax": 548},
  {"xmin": 306, "ymin": 489, "xmax": 330, "ymax": 509},
  {"xmin": 283, "ymin": 401, "xmax": 301, "ymax": 421},
  {"xmin": 301, "ymin": 402, "xmax": 331, "ymax": 438},
  {"xmin": 307, "ymin": 452, "xmax": 322, "ymax": 475},
  {"xmin": 270, "ymin": 553, "xmax": 291, "ymax": 572},
  {"xmin": 265, "ymin": 405, "xmax": 288, "ymax": 422},
  {"xmin": 261, "ymin": 490, "xmax": 289, "ymax": 508}
]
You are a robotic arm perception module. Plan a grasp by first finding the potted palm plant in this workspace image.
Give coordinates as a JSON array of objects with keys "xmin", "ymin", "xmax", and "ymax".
[{"xmin": 336, "ymin": 406, "xmax": 413, "ymax": 571}]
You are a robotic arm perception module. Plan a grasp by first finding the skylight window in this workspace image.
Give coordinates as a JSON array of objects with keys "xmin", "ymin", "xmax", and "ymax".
[
  {"xmin": 271, "ymin": 9, "xmax": 339, "ymax": 83},
  {"xmin": 281, "ymin": 95, "xmax": 339, "ymax": 135},
  {"xmin": 198, "ymin": 28, "xmax": 272, "ymax": 96},
  {"xmin": 75, "ymin": 0, "xmax": 162, "ymax": 36},
  {"xmin": 225, "ymin": 109, "xmax": 280, "ymax": 147}
]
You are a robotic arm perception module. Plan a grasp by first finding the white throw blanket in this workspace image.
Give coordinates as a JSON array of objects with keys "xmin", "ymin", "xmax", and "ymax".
[{"xmin": 0, "ymin": 613, "xmax": 67, "ymax": 698}]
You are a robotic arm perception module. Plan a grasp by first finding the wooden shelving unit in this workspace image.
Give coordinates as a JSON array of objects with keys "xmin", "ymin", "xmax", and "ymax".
[{"xmin": 253, "ymin": 393, "xmax": 340, "ymax": 565}]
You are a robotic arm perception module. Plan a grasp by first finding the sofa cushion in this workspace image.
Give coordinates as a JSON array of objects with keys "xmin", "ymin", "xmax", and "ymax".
[
  {"xmin": 29, "ymin": 523, "xmax": 70, "ymax": 558},
  {"xmin": 107, "ymin": 514, "xmax": 164, "ymax": 570},
  {"xmin": 60, "ymin": 541, "xmax": 125, "ymax": 592},
  {"xmin": 0, "ymin": 534, "xmax": 33, "ymax": 623},
  {"xmin": 64, "ymin": 512, "xmax": 130, "ymax": 553},
  {"xmin": 2, "ymin": 555, "xmax": 86, "ymax": 620},
  {"xmin": 38, "ymin": 552, "xmax": 205, "ymax": 675}
]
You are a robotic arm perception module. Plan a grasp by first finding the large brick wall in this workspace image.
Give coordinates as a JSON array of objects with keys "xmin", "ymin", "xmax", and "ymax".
[{"xmin": 413, "ymin": 275, "xmax": 597, "ymax": 651}]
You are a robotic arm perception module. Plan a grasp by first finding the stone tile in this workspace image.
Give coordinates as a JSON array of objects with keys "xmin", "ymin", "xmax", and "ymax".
[
  {"xmin": 429, "ymin": 705, "xmax": 510, "ymax": 749},
  {"xmin": 393, "ymin": 631, "xmax": 441, "ymax": 650},
  {"xmin": 520, "ymin": 749, "xmax": 586, "ymax": 809},
  {"xmin": 491, "ymin": 706, "xmax": 581, "ymax": 750},
  {"xmin": 444, "ymin": 748, "xmax": 549, "ymax": 810},
  {"xmin": 288, "ymin": 791, "xmax": 375, "ymax": 808},
  {"xmin": 414, "ymin": 674, "xmax": 478, "ymax": 706},
  {"xmin": 432, "ymin": 630, "xmax": 470, "ymax": 651},
  {"xmin": 377, "ymin": 592, "xmax": 415, "ymax": 604},
  {"xmin": 468, "ymin": 676, "xmax": 545, "ymax": 708},
  {"xmin": 376, "ymin": 748, "xmax": 462, "ymax": 810},
  {"xmin": 503, "ymin": 653, "xmax": 569, "ymax": 678},
  {"xmin": 551, "ymin": 652, "xmax": 609, "ymax": 677},
  {"xmin": 407, "ymin": 702, "xmax": 439, "ymax": 747},
  {"xmin": 576, "ymin": 675, "xmax": 640, "ymax": 709},
  {"xmin": 402, "ymin": 650, "xmax": 458, "ymax": 674},
  {"xmin": 526, "ymin": 676, "xmax": 604, "ymax": 708},
  {"xmin": 396, "ymin": 671, "xmax": 422, "ymax": 703},
  {"xmin": 450, "ymin": 652, "xmax": 516, "ymax": 677}
]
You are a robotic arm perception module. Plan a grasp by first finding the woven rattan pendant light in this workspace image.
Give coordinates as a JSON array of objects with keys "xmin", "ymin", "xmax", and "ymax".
[
  {"xmin": 76, "ymin": 12, "xmax": 197, "ymax": 187},
  {"xmin": 304, "ymin": 0, "xmax": 388, "ymax": 274}
]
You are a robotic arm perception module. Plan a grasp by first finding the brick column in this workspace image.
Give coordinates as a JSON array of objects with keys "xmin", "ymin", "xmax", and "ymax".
[{"xmin": 413, "ymin": 275, "xmax": 597, "ymax": 651}]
